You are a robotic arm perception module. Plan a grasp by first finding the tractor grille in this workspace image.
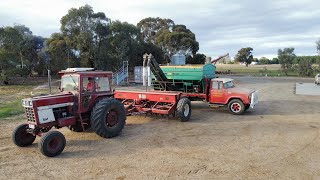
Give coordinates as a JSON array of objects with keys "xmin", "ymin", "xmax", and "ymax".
[{"xmin": 25, "ymin": 107, "xmax": 36, "ymax": 122}]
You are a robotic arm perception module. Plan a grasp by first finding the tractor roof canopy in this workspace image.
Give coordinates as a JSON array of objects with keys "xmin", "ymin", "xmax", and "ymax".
[{"xmin": 58, "ymin": 68, "xmax": 112, "ymax": 78}]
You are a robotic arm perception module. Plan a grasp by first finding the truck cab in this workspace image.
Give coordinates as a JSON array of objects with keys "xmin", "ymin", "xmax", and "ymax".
[{"xmin": 208, "ymin": 78, "xmax": 258, "ymax": 115}]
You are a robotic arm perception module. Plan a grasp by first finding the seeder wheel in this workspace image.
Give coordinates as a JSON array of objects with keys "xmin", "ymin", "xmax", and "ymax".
[{"xmin": 176, "ymin": 98, "xmax": 191, "ymax": 122}]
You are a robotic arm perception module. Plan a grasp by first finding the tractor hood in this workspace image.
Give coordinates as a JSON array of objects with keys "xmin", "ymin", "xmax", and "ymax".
[
  {"xmin": 22, "ymin": 93, "xmax": 75, "ymax": 109},
  {"xmin": 226, "ymin": 87, "xmax": 255, "ymax": 95}
]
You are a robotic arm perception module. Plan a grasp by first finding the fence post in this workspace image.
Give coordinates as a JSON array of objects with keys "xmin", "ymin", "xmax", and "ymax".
[{"xmin": 48, "ymin": 69, "xmax": 51, "ymax": 94}]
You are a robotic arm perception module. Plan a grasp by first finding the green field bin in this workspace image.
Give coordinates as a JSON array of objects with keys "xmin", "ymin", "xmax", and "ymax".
[
  {"xmin": 160, "ymin": 64, "xmax": 216, "ymax": 81},
  {"xmin": 152, "ymin": 64, "xmax": 216, "ymax": 93}
]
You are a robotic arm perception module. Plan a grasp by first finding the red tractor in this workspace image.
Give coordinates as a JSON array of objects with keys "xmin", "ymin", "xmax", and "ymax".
[{"xmin": 12, "ymin": 68, "xmax": 126, "ymax": 157}]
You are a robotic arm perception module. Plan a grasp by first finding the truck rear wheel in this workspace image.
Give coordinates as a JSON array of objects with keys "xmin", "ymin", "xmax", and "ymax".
[
  {"xmin": 176, "ymin": 98, "xmax": 191, "ymax": 122},
  {"xmin": 39, "ymin": 131, "xmax": 66, "ymax": 157},
  {"xmin": 228, "ymin": 99, "xmax": 245, "ymax": 115},
  {"xmin": 12, "ymin": 124, "xmax": 36, "ymax": 147},
  {"xmin": 91, "ymin": 98, "xmax": 126, "ymax": 138}
]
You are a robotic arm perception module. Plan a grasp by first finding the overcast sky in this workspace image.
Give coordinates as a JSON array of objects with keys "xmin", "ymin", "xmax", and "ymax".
[{"xmin": 1, "ymin": 0, "xmax": 320, "ymax": 59}]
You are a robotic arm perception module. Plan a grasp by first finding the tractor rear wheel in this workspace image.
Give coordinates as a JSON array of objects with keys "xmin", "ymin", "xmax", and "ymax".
[
  {"xmin": 39, "ymin": 131, "xmax": 66, "ymax": 157},
  {"xmin": 91, "ymin": 98, "xmax": 126, "ymax": 138},
  {"xmin": 228, "ymin": 99, "xmax": 245, "ymax": 115},
  {"xmin": 176, "ymin": 98, "xmax": 191, "ymax": 122},
  {"xmin": 12, "ymin": 124, "xmax": 36, "ymax": 147}
]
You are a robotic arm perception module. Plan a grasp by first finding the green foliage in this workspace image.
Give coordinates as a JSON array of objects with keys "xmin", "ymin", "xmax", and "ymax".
[
  {"xmin": 0, "ymin": 25, "xmax": 45, "ymax": 83},
  {"xmin": 1, "ymin": 7, "xmax": 202, "ymax": 81},
  {"xmin": 186, "ymin": 54, "xmax": 206, "ymax": 64},
  {"xmin": 156, "ymin": 24, "xmax": 199, "ymax": 61},
  {"xmin": 60, "ymin": 4, "xmax": 110, "ymax": 67},
  {"xmin": 138, "ymin": 17, "xmax": 199, "ymax": 62},
  {"xmin": 107, "ymin": 21, "xmax": 140, "ymax": 71},
  {"xmin": 234, "ymin": 47, "xmax": 253, "ymax": 67},
  {"xmin": 259, "ymin": 57, "xmax": 270, "ymax": 64},
  {"xmin": 137, "ymin": 17, "xmax": 174, "ymax": 43},
  {"xmin": 278, "ymin": 48, "xmax": 296, "ymax": 75},
  {"xmin": 294, "ymin": 55, "xmax": 320, "ymax": 65},
  {"xmin": 258, "ymin": 57, "xmax": 279, "ymax": 65},
  {"xmin": 140, "ymin": 42, "xmax": 165, "ymax": 64},
  {"xmin": 46, "ymin": 33, "xmax": 77, "ymax": 74},
  {"xmin": 270, "ymin": 58, "xmax": 279, "ymax": 64},
  {"xmin": 252, "ymin": 57, "xmax": 259, "ymax": 62},
  {"xmin": 297, "ymin": 58, "xmax": 313, "ymax": 77}
]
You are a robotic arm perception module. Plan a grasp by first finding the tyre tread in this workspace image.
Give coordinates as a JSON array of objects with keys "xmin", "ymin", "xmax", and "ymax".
[
  {"xmin": 91, "ymin": 98, "xmax": 126, "ymax": 138},
  {"xmin": 39, "ymin": 131, "xmax": 66, "ymax": 157},
  {"xmin": 176, "ymin": 98, "xmax": 191, "ymax": 122}
]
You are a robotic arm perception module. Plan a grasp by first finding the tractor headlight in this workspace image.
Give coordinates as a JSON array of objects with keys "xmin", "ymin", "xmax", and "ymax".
[
  {"xmin": 22, "ymin": 99, "xmax": 33, "ymax": 107},
  {"xmin": 22, "ymin": 100, "xmax": 26, "ymax": 106}
]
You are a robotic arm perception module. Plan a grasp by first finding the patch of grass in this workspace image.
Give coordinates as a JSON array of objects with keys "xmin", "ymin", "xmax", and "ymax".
[
  {"xmin": 0, "ymin": 84, "xmax": 55, "ymax": 120},
  {"xmin": 216, "ymin": 64, "xmax": 300, "ymax": 77},
  {"xmin": 0, "ymin": 85, "xmax": 33, "ymax": 96},
  {"xmin": 0, "ymin": 99, "xmax": 24, "ymax": 119}
]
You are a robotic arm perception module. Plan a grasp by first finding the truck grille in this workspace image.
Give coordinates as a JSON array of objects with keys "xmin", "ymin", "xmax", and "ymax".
[{"xmin": 25, "ymin": 107, "xmax": 36, "ymax": 122}]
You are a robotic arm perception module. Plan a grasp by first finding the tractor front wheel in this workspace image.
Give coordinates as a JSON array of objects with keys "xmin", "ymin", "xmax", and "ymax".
[
  {"xmin": 91, "ymin": 98, "xmax": 126, "ymax": 138},
  {"xmin": 12, "ymin": 124, "xmax": 36, "ymax": 147},
  {"xmin": 176, "ymin": 98, "xmax": 192, "ymax": 122},
  {"xmin": 228, "ymin": 99, "xmax": 245, "ymax": 115},
  {"xmin": 39, "ymin": 131, "xmax": 66, "ymax": 157}
]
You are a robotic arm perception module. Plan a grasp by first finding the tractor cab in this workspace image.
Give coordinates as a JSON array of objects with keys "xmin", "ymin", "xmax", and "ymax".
[
  {"xmin": 14, "ymin": 68, "xmax": 126, "ymax": 157},
  {"xmin": 59, "ymin": 68, "xmax": 113, "ymax": 113}
]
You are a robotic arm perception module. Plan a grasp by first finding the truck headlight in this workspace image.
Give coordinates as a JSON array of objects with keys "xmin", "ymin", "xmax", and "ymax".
[
  {"xmin": 28, "ymin": 101, "xmax": 33, "ymax": 107},
  {"xmin": 22, "ymin": 100, "xmax": 26, "ymax": 106}
]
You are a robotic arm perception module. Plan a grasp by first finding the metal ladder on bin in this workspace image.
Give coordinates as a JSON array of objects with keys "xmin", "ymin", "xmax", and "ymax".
[{"xmin": 112, "ymin": 61, "xmax": 128, "ymax": 85}]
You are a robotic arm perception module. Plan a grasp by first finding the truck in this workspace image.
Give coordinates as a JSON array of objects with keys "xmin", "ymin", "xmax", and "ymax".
[
  {"xmin": 141, "ymin": 54, "xmax": 259, "ymax": 115},
  {"xmin": 13, "ymin": 68, "xmax": 126, "ymax": 157},
  {"xmin": 315, "ymin": 73, "xmax": 320, "ymax": 85}
]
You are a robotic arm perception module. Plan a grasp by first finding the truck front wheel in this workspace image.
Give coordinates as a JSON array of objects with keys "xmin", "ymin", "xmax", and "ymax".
[
  {"xmin": 91, "ymin": 98, "xmax": 126, "ymax": 138},
  {"xmin": 228, "ymin": 99, "xmax": 245, "ymax": 115},
  {"xmin": 176, "ymin": 98, "xmax": 191, "ymax": 122},
  {"xmin": 12, "ymin": 124, "xmax": 36, "ymax": 147}
]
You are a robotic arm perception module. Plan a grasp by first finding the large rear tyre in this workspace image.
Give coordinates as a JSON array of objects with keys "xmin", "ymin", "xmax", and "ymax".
[
  {"xmin": 91, "ymin": 98, "xmax": 126, "ymax": 138},
  {"xmin": 12, "ymin": 124, "xmax": 36, "ymax": 147},
  {"xmin": 39, "ymin": 131, "xmax": 66, "ymax": 157},
  {"xmin": 176, "ymin": 98, "xmax": 191, "ymax": 122},
  {"xmin": 228, "ymin": 99, "xmax": 245, "ymax": 115}
]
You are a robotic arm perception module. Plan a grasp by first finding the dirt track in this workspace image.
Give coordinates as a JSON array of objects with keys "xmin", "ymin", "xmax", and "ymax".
[{"xmin": 1, "ymin": 76, "xmax": 320, "ymax": 179}]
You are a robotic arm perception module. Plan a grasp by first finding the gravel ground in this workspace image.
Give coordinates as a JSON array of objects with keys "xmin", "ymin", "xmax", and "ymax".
[{"xmin": 1, "ymin": 76, "xmax": 320, "ymax": 179}]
